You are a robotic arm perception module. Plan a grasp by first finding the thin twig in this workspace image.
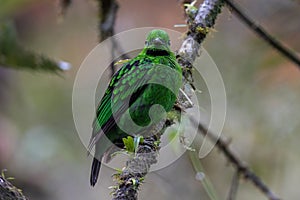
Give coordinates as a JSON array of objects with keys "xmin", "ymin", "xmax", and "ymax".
[
  {"xmin": 58, "ymin": 0, "xmax": 72, "ymax": 17},
  {"xmin": 227, "ymin": 170, "xmax": 240, "ymax": 200},
  {"xmin": 97, "ymin": 0, "xmax": 118, "ymax": 42},
  {"xmin": 190, "ymin": 117, "xmax": 281, "ymax": 200},
  {"xmin": 224, "ymin": 0, "xmax": 300, "ymax": 68},
  {"xmin": 97, "ymin": 0, "xmax": 129, "ymax": 77},
  {"xmin": 97, "ymin": 0, "xmax": 118, "ymax": 76}
]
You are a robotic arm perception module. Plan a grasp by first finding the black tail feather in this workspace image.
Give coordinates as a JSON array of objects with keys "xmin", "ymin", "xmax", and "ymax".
[{"xmin": 90, "ymin": 158, "xmax": 101, "ymax": 186}]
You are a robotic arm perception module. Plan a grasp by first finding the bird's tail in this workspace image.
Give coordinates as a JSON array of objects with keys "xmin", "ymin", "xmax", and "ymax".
[{"xmin": 90, "ymin": 158, "xmax": 101, "ymax": 186}]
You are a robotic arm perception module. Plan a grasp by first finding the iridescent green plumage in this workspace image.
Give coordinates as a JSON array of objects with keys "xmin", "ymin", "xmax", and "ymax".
[{"xmin": 89, "ymin": 29, "xmax": 182, "ymax": 186}]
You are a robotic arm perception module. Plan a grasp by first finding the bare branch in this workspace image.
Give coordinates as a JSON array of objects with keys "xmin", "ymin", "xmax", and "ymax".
[
  {"xmin": 97, "ymin": 0, "xmax": 118, "ymax": 42},
  {"xmin": 57, "ymin": 0, "xmax": 72, "ymax": 17},
  {"xmin": 224, "ymin": 0, "xmax": 300, "ymax": 69},
  {"xmin": 226, "ymin": 168, "xmax": 240, "ymax": 200},
  {"xmin": 190, "ymin": 117, "xmax": 281, "ymax": 200},
  {"xmin": 0, "ymin": 22, "xmax": 69, "ymax": 73},
  {"xmin": 97, "ymin": 0, "xmax": 129, "ymax": 77},
  {"xmin": 97, "ymin": 0, "xmax": 118, "ymax": 76}
]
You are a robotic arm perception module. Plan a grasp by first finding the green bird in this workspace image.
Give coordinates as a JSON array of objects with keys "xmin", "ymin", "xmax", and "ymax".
[{"xmin": 88, "ymin": 29, "xmax": 182, "ymax": 186}]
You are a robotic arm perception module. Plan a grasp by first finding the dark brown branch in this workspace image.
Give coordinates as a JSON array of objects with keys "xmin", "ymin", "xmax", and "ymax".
[
  {"xmin": 58, "ymin": 0, "xmax": 72, "ymax": 17},
  {"xmin": 97, "ymin": 0, "xmax": 129, "ymax": 77},
  {"xmin": 190, "ymin": 117, "xmax": 281, "ymax": 200},
  {"xmin": 224, "ymin": 0, "xmax": 300, "ymax": 69},
  {"xmin": 97, "ymin": 0, "xmax": 119, "ymax": 76},
  {"xmin": 97, "ymin": 0, "xmax": 118, "ymax": 42}
]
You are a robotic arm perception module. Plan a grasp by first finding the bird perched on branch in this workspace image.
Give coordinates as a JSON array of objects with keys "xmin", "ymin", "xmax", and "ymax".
[{"xmin": 88, "ymin": 29, "xmax": 182, "ymax": 186}]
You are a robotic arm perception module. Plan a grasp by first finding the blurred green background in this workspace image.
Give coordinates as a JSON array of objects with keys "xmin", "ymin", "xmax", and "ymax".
[{"xmin": 0, "ymin": 0, "xmax": 299, "ymax": 199}]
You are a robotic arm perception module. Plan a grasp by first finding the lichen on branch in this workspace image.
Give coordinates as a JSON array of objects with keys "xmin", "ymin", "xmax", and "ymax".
[{"xmin": 0, "ymin": 173, "xmax": 28, "ymax": 200}]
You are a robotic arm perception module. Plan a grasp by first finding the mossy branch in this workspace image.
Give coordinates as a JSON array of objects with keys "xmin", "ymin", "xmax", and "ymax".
[
  {"xmin": 0, "ymin": 173, "xmax": 28, "ymax": 200},
  {"xmin": 112, "ymin": 134, "xmax": 162, "ymax": 200}
]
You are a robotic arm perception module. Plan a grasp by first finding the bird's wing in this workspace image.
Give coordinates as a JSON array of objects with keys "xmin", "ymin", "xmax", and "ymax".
[{"xmin": 88, "ymin": 57, "xmax": 154, "ymax": 153}]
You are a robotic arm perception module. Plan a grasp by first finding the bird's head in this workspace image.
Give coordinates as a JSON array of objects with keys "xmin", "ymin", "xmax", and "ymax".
[{"xmin": 144, "ymin": 29, "xmax": 171, "ymax": 52}]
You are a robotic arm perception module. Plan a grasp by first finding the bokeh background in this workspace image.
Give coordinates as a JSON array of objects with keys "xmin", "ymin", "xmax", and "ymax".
[{"xmin": 0, "ymin": 0, "xmax": 300, "ymax": 199}]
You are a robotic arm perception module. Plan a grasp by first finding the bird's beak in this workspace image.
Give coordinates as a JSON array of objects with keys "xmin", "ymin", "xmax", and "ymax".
[{"xmin": 153, "ymin": 38, "xmax": 164, "ymax": 46}]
